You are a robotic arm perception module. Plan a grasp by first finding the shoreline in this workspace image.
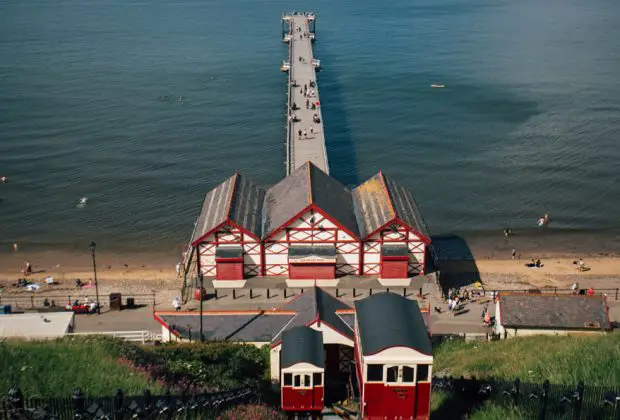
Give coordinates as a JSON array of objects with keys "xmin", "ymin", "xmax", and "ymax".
[{"xmin": 1, "ymin": 229, "xmax": 619, "ymax": 296}]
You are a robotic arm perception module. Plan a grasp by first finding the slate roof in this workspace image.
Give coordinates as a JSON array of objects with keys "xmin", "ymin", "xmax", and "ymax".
[
  {"xmin": 273, "ymin": 287, "xmax": 354, "ymax": 343},
  {"xmin": 159, "ymin": 312, "xmax": 294, "ymax": 342},
  {"xmin": 352, "ymin": 172, "xmax": 430, "ymax": 240},
  {"xmin": 281, "ymin": 326, "xmax": 324, "ymax": 369},
  {"xmin": 499, "ymin": 294, "xmax": 611, "ymax": 330},
  {"xmin": 192, "ymin": 173, "xmax": 265, "ymax": 244},
  {"xmin": 354, "ymin": 292, "xmax": 432, "ymax": 356},
  {"xmin": 262, "ymin": 162, "xmax": 360, "ymax": 239}
]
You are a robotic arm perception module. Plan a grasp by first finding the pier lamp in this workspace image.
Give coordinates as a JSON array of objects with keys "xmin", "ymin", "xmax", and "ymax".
[{"xmin": 89, "ymin": 241, "xmax": 101, "ymax": 315}]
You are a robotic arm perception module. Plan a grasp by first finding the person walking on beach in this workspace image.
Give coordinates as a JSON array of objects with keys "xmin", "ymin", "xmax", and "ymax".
[
  {"xmin": 511, "ymin": 248, "xmax": 516, "ymax": 260},
  {"xmin": 172, "ymin": 297, "xmax": 181, "ymax": 312},
  {"xmin": 310, "ymin": 126, "xmax": 314, "ymax": 135}
]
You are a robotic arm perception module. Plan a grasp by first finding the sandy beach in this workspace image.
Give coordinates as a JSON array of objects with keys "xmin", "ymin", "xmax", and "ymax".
[{"xmin": 1, "ymin": 228, "xmax": 619, "ymax": 312}]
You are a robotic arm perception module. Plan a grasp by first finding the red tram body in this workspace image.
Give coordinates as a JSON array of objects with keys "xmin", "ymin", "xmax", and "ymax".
[
  {"xmin": 354, "ymin": 293, "xmax": 433, "ymax": 420},
  {"xmin": 280, "ymin": 326, "xmax": 325, "ymax": 416}
]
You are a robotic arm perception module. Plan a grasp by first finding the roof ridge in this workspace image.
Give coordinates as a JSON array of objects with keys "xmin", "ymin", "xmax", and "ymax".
[
  {"xmin": 307, "ymin": 161, "xmax": 313, "ymax": 206},
  {"xmin": 225, "ymin": 172, "xmax": 240, "ymax": 219},
  {"xmin": 379, "ymin": 170, "xmax": 397, "ymax": 221}
]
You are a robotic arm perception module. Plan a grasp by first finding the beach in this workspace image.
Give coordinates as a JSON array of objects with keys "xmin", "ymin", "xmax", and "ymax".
[{"xmin": 1, "ymin": 229, "xmax": 620, "ymax": 306}]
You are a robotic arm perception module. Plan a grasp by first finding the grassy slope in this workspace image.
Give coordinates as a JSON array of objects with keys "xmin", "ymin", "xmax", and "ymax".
[
  {"xmin": 0, "ymin": 338, "xmax": 163, "ymax": 396},
  {"xmin": 431, "ymin": 334, "xmax": 620, "ymax": 419},
  {"xmin": 433, "ymin": 334, "xmax": 620, "ymax": 386}
]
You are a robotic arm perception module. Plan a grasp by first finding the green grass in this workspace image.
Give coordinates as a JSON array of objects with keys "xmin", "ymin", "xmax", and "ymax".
[
  {"xmin": 0, "ymin": 336, "xmax": 271, "ymax": 397},
  {"xmin": 431, "ymin": 334, "xmax": 620, "ymax": 419},
  {"xmin": 0, "ymin": 337, "xmax": 163, "ymax": 396},
  {"xmin": 433, "ymin": 333, "xmax": 620, "ymax": 385}
]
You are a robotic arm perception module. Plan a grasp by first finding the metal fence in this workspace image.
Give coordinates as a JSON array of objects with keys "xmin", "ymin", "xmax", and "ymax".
[
  {"xmin": 432, "ymin": 376, "xmax": 620, "ymax": 419},
  {"xmin": 0, "ymin": 387, "xmax": 257, "ymax": 420},
  {"xmin": 0, "ymin": 293, "xmax": 157, "ymax": 311}
]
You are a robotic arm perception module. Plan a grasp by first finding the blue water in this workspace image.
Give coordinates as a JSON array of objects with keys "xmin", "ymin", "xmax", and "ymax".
[{"xmin": 1, "ymin": 0, "xmax": 619, "ymax": 252}]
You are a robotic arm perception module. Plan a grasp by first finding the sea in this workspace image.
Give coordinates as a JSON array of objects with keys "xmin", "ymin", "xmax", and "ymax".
[{"xmin": 1, "ymin": 0, "xmax": 619, "ymax": 255}]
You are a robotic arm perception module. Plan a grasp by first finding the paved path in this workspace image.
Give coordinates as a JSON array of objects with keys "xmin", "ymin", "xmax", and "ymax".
[{"xmin": 285, "ymin": 14, "xmax": 329, "ymax": 174}]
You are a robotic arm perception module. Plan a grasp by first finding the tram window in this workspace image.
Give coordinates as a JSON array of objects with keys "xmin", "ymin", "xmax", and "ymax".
[
  {"xmin": 294, "ymin": 375, "xmax": 301, "ymax": 387},
  {"xmin": 402, "ymin": 366, "xmax": 415, "ymax": 383},
  {"xmin": 303, "ymin": 374, "xmax": 312, "ymax": 387},
  {"xmin": 417, "ymin": 365, "xmax": 430, "ymax": 382},
  {"xmin": 283, "ymin": 373, "xmax": 292, "ymax": 386},
  {"xmin": 313, "ymin": 373, "xmax": 322, "ymax": 386},
  {"xmin": 386, "ymin": 366, "xmax": 399, "ymax": 383},
  {"xmin": 367, "ymin": 364, "xmax": 384, "ymax": 382}
]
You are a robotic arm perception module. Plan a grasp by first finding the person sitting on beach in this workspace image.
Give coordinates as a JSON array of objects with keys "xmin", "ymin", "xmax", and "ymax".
[
  {"xmin": 525, "ymin": 259, "xmax": 536, "ymax": 268},
  {"xmin": 586, "ymin": 287, "xmax": 595, "ymax": 296},
  {"xmin": 535, "ymin": 259, "xmax": 542, "ymax": 268},
  {"xmin": 571, "ymin": 282, "xmax": 579, "ymax": 294},
  {"xmin": 22, "ymin": 261, "xmax": 32, "ymax": 276},
  {"xmin": 72, "ymin": 299, "xmax": 79, "ymax": 307}
]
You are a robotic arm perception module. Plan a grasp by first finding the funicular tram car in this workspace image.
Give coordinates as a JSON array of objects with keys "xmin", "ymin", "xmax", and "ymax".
[
  {"xmin": 354, "ymin": 293, "xmax": 433, "ymax": 420},
  {"xmin": 280, "ymin": 325, "xmax": 325, "ymax": 418}
]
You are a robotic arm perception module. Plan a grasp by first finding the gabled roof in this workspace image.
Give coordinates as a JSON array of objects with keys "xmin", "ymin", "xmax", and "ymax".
[
  {"xmin": 262, "ymin": 162, "xmax": 360, "ymax": 239},
  {"xmin": 352, "ymin": 172, "xmax": 430, "ymax": 241},
  {"xmin": 498, "ymin": 294, "xmax": 611, "ymax": 330},
  {"xmin": 155, "ymin": 312, "xmax": 294, "ymax": 342},
  {"xmin": 281, "ymin": 326, "xmax": 324, "ymax": 369},
  {"xmin": 273, "ymin": 286, "xmax": 354, "ymax": 343},
  {"xmin": 192, "ymin": 173, "xmax": 265, "ymax": 244},
  {"xmin": 354, "ymin": 292, "xmax": 432, "ymax": 356}
]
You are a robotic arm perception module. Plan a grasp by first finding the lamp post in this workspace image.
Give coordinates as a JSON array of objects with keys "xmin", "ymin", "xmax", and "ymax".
[
  {"xmin": 89, "ymin": 241, "xmax": 101, "ymax": 315},
  {"xmin": 199, "ymin": 272, "xmax": 204, "ymax": 342}
]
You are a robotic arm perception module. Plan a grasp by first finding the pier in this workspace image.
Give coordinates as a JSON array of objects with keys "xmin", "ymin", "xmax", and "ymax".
[{"xmin": 281, "ymin": 12, "xmax": 329, "ymax": 175}]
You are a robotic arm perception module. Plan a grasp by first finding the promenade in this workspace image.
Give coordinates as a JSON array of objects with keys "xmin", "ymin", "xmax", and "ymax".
[{"xmin": 283, "ymin": 13, "xmax": 329, "ymax": 174}]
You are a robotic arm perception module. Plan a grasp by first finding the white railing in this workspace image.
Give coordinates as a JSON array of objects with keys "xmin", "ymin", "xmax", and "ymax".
[{"xmin": 66, "ymin": 330, "xmax": 162, "ymax": 344}]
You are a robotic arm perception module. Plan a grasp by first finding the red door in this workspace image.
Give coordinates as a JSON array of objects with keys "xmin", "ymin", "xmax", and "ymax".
[
  {"xmin": 216, "ymin": 261, "xmax": 243, "ymax": 280},
  {"xmin": 381, "ymin": 258, "xmax": 408, "ymax": 278},
  {"xmin": 289, "ymin": 263, "xmax": 335, "ymax": 279}
]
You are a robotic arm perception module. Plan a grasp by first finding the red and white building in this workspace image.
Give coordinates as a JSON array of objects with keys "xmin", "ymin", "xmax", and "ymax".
[
  {"xmin": 187, "ymin": 162, "xmax": 431, "ymax": 288},
  {"xmin": 354, "ymin": 293, "xmax": 433, "ymax": 420},
  {"xmin": 353, "ymin": 172, "xmax": 431, "ymax": 286}
]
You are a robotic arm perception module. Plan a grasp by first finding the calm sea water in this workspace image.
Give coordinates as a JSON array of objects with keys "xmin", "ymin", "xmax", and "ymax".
[{"xmin": 1, "ymin": 0, "xmax": 619, "ymax": 253}]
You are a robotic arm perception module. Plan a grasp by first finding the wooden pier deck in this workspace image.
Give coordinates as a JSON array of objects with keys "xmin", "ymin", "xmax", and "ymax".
[{"xmin": 282, "ymin": 12, "xmax": 329, "ymax": 175}]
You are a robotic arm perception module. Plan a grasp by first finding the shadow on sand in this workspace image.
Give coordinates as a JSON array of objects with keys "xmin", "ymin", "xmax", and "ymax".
[{"xmin": 431, "ymin": 234, "xmax": 481, "ymax": 297}]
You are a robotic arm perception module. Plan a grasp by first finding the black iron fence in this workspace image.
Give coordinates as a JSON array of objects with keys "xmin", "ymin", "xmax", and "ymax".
[
  {"xmin": 196, "ymin": 286, "xmax": 427, "ymax": 301},
  {"xmin": 432, "ymin": 376, "xmax": 620, "ymax": 419},
  {"xmin": 0, "ymin": 387, "xmax": 257, "ymax": 420}
]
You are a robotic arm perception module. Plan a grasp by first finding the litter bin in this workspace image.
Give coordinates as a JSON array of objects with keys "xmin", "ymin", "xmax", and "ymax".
[
  {"xmin": 109, "ymin": 293, "xmax": 122, "ymax": 311},
  {"xmin": 2, "ymin": 305, "xmax": 11, "ymax": 315},
  {"xmin": 126, "ymin": 297, "xmax": 135, "ymax": 308},
  {"xmin": 194, "ymin": 288, "xmax": 206, "ymax": 301}
]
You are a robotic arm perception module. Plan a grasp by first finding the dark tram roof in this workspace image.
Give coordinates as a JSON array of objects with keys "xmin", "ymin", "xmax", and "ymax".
[
  {"xmin": 354, "ymin": 292, "xmax": 432, "ymax": 356},
  {"xmin": 281, "ymin": 326, "xmax": 324, "ymax": 369}
]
